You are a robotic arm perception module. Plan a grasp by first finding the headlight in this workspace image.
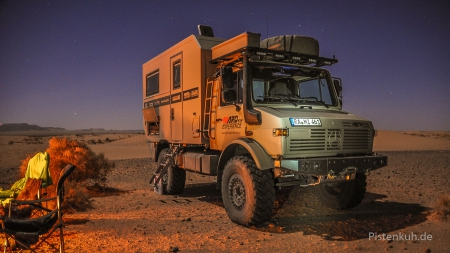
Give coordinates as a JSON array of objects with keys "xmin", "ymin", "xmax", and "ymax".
[{"xmin": 273, "ymin": 128, "xmax": 289, "ymax": 137}]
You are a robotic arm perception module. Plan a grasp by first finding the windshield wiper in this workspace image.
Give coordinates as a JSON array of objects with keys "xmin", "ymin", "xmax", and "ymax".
[
  {"xmin": 257, "ymin": 95, "xmax": 329, "ymax": 108},
  {"xmin": 293, "ymin": 95, "xmax": 330, "ymax": 109},
  {"xmin": 258, "ymin": 95, "xmax": 302, "ymax": 106},
  {"xmin": 312, "ymin": 100, "xmax": 329, "ymax": 109}
]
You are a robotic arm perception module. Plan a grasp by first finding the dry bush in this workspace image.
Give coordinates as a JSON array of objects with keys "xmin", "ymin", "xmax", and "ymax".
[
  {"xmin": 16, "ymin": 178, "xmax": 42, "ymax": 201},
  {"xmin": 430, "ymin": 194, "xmax": 450, "ymax": 221},
  {"xmin": 18, "ymin": 137, "xmax": 114, "ymax": 212},
  {"xmin": 64, "ymin": 181, "xmax": 93, "ymax": 212}
]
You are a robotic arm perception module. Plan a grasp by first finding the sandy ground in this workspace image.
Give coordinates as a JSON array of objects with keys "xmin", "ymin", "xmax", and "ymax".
[{"xmin": 1, "ymin": 130, "xmax": 449, "ymax": 252}]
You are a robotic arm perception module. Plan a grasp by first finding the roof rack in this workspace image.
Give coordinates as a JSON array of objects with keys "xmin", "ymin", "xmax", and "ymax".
[{"xmin": 211, "ymin": 47, "xmax": 338, "ymax": 67}]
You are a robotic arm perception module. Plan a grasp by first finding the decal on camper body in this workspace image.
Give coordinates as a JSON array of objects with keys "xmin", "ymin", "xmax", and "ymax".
[{"xmin": 143, "ymin": 87, "xmax": 199, "ymax": 108}]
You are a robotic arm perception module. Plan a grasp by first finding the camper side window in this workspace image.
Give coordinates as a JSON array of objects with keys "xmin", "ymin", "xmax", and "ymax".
[
  {"xmin": 146, "ymin": 71, "xmax": 159, "ymax": 96},
  {"xmin": 173, "ymin": 61, "xmax": 181, "ymax": 89}
]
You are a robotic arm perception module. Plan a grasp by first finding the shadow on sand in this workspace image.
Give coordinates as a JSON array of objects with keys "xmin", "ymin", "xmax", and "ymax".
[
  {"xmin": 182, "ymin": 182, "xmax": 429, "ymax": 241},
  {"xmin": 181, "ymin": 182, "xmax": 223, "ymax": 207}
]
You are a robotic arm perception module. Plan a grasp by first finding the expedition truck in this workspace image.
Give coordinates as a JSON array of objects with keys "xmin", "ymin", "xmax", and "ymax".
[{"xmin": 142, "ymin": 25, "xmax": 387, "ymax": 226}]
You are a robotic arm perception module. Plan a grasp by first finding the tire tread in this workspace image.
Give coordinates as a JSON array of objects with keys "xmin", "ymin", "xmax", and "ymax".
[{"xmin": 223, "ymin": 156, "xmax": 275, "ymax": 225}]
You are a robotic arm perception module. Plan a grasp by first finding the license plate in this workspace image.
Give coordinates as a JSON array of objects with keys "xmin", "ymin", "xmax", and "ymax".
[{"xmin": 289, "ymin": 118, "xmax": 322, "ymax": 126}]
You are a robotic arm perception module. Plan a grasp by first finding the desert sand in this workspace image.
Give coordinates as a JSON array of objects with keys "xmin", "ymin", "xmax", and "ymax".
[{"xmin": 1, "ymin": 130, "xmax": 449, "ymax": 252}]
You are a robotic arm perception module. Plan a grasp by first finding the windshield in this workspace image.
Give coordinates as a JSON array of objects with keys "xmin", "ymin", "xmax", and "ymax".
[{"xmin": 250, "ymin": 63, "xmax": 337, "ymax": 107}]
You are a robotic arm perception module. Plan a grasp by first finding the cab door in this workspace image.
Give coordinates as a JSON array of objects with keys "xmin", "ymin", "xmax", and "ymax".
[{"xmin": 214, "ymin": 68, "xmax": 245, "ymax": 150}]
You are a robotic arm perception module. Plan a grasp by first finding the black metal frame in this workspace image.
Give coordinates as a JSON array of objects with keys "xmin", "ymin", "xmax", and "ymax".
[{"xmin": 211, "ymin": 47, "xmax": 338, "ymax": 67}]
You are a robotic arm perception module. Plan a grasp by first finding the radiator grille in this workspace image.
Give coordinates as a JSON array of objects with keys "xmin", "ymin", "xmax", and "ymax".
[{"xmin": 289, "ymin": 128, "xmax": 371, "ymax": 152}]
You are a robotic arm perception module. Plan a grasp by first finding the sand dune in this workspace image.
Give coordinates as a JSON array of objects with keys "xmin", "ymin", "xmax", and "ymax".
[
  {"xmin": 373, "ymin": 130, "xmax": 450, "ymax": 151},
  {"xmin": 88, "ymin": 135, "xmax": 150, "ymax": 160}
]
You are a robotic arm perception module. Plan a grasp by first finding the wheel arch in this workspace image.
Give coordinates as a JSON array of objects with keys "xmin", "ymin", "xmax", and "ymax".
[
  {"xmin": 155, "ymin": 140, "xmax": 170, "ymax": 162},
  {"xmin": 217, "ymin": 138, "xmax": 273, "ymax": 188}
]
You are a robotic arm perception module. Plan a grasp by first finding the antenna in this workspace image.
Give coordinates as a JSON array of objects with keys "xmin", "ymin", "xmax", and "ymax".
[
  {"xmin": 266, "ymin": 16, "xmax": 269, "ymax": 38},
  {"xmin": 332, "ymin": 32, "xmax": 335, "ymax": 59}
]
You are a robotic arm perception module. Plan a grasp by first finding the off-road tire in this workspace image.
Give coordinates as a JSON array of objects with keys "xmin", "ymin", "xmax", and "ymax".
[
  {"xmin": 157, "ymin": 148, "xmax": 186, "ymax": 194},
  {"xmin": 221, "ymin": 155, "xmax": 275, "ymax": 226},
  {"xmin": 314, "ymin": 173, "xmax": 367, "ymax": 209}
]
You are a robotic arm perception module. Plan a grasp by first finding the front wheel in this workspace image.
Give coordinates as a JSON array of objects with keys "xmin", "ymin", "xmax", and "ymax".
[
  {"xmin": 314, "ymin": 173, "xmax": 367, "ymax": 209},
  {"xmin": 221, "ymin": 156, "xmax": 275, "ymax": 226},
  {"xmin": 157, "ymin": 148, "xmax": 186, "ymax": 194}
]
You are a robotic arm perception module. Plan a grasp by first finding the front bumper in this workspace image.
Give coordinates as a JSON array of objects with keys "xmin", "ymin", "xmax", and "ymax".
[
  {"xmin": 275, "ymin": 153, "xmax": 387, "ymax": 187},
  {"xmin": 280, "ymin": 153, "xmax": 388, "ymax": 176}
]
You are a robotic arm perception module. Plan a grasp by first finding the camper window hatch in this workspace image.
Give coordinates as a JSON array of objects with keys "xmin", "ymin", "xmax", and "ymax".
[
  {"xmin": 173, "ymin": 61, "xmax": 181, "ymax": 89},
  {"xmin": 146, "ymin": 70, "xmax": 159, "ymax": 96}
]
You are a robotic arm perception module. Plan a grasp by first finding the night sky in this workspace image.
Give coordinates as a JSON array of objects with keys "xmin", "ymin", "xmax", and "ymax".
[{"xmin": 1, "ymin": 1, "xmax": 449, "ymax": 130}]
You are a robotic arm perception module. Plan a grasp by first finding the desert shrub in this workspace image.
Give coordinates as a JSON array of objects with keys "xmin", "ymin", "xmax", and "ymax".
[
  {"xmin": 64, "ymin": 181, "xmax": 93, "ymax": 212},
  {"xmin": 19, "ymin": 137, "xmax": 114, "ymax": 211},
  {"xmin": 431, "ymin": 194, "xmax": 450, "ymax": 221}
]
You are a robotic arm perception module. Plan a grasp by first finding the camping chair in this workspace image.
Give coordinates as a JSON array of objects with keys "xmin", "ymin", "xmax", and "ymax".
[
  {"xmin": 1, "ymin": 164, "xmax": 75, "ymax": 253},
  {"xmin": 0, "ymin": 152, "xmax": 53, "ymax": 205}
]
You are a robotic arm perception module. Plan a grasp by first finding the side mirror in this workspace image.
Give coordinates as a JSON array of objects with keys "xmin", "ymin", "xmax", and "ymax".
[
  {"xmin": 333, "ymin": 79, "xmax": 341, "ymax": 93},
  {"xmin": 222, "ymin": 90, "xmax": 237, "ymax": 102},
  {"xmin": 333, "ymin": 79, "xmax": 342, "ymax": 106},
  {"xmin": 222, "ymin": 66, "xmax": 234, "ymax": 88}
]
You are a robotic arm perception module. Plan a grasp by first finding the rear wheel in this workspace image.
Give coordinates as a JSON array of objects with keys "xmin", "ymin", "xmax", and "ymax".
[
  {"xmin": 314, "ymin": 173, "xmax": 367, "ymax": 209},
  {"xmin": 157, "ymin": 148, "xmax": 186, "ymax": 194},
  {"xmin": 221, "ymin": 156, "xmax": 275, "ymax": 225}
]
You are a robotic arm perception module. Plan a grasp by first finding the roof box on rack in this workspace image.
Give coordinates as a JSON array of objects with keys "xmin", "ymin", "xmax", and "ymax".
[
  {"xmin": 260, "ymin": 35, "xmax": 319, "ymax": 56},
  {"xmin": 212, "ymin": 32, "xmax": 260, "ymax": 61}
]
